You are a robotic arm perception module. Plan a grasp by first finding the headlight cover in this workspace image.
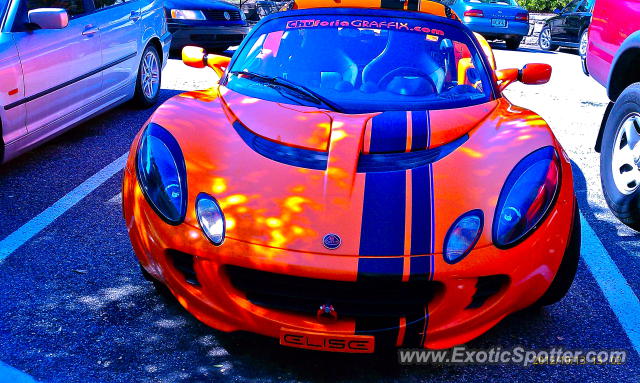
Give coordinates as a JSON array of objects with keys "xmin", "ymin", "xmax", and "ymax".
[
  {"xmin": 196, "ymin": 194, "xmax": 226, "ymax": 246},
  {"xmin": 170, "ymin": 9, "xmax": 206, "ymax": 20},
  {"xmin": 136, "ymin": 123, "xmax": 188, "ymax": 225},
  {"xmin": 444, "ymin": 210, "xmax": 484, "ymax": 264},
  {"xmin": 493, "ymin": 146, "xmax": 561, "ymax": 248}
]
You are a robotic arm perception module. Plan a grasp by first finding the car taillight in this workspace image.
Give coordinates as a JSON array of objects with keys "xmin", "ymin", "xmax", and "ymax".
[
  {"xmin": 464, "ymin": 9, "xmax": 484, "ymax": 17},
  {"xmin": 515, "ymin": 12, "xmax": 529, "ymax": 21}
]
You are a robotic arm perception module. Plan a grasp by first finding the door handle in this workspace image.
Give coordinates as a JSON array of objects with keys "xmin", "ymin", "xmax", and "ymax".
[
  {"xmin": 82, "ymin": 25, "xmax": 98, "ymax": 36},
  {"xmin": 129, "ymin": 11, "xmax": 141, "ymax": 22}
]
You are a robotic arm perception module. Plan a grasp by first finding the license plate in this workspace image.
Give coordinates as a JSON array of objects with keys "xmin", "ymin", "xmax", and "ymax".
[
  {"xmin": 279, "ymin": 328, "xmax": 375, "ymax": 353},
  {"xmin": 491, "ymin": 18, "xmax": 508, "ymax": 27}
]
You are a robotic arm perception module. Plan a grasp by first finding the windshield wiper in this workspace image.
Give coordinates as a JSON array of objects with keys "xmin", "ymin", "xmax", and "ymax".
[{"xmin": 228, "ymin": 71, "xmax": 344, "ymax": 113}]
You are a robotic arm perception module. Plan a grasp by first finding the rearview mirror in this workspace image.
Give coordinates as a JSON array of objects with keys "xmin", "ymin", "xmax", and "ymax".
[
  {"xmin": 495, "ymin": 63, "xmax": 552, "ymax": 91},
  {"xmin": 182, "ymin": 46, "xmax": 231, "ymax": 79},
  {"xmin": 28, "ymin": 8, "xmax": 68, "ymax": 29}
]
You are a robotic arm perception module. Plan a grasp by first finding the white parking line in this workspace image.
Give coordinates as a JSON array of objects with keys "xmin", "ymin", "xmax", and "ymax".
[
  {"xmin": 580, "ymin": 214, "xmax": 640, "ymax": 356},
  {"xmin": 0, "ymin": 153, "xmax": 128, "ymax": 262},
  {"xmin": 0, "ymin": 361, "xmax": 38, "ymax": 383}
]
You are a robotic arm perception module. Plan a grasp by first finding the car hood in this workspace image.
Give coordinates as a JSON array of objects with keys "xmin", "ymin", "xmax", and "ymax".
[
  {"xmin": 220, "ymin": 88, "xmax": 496, "ymax": 153},
  {"xmin": 164, "ymin": 0, "xmax": 240, "ymax": 11},
  {"xmin": 149, "ymin": 88, "xmax": 559, "ymax": 256}
]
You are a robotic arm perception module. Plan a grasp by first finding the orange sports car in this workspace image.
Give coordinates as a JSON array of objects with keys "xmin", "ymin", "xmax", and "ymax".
[{"xmin": 123, "ymin": 0, "xmax": 581, "ymax": 353}]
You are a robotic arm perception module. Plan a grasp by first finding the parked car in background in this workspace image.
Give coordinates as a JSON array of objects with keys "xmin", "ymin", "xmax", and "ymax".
[
  {"xmin": 0, "ymin": 0, "xmax": 170, "ymax": 163},
  {"xmin": 538, "ymin": 0, "xmax": 593, "ymax": 58},
  {"xmin": 244, "ymin": 1, "xmax": 287, "ymax": 24},
  {"xmin": 166, "ymin": 0, "xmax": 250, "ymax": 53},
  {"xmin": 445, "ymin": 0, "xmax": 529, "ymax": 50},
  {"xmin": 585, "ymin": 0, "xmax": 640, "ymax": 231}
]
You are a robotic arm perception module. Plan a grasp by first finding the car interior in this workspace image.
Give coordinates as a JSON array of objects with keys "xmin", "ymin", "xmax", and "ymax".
[{"xmin": 237, "ymin": 24, "xmax": 486, "ymax": 105}]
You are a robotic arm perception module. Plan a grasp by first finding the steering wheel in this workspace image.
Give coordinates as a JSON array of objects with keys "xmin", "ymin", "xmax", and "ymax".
[{"xmin": 376, "ymin": 67, "xmax": 438, "ymax": 93}]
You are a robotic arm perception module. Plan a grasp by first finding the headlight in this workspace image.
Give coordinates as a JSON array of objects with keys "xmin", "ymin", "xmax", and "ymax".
[
  {"xmin": 170, "ymin": 9, "xmax": 206, "ymax": 20},
  {"xmin": 444, "ymin": 210, "xmax": 484, "ymax": 264},
  {"xmin": 493, "ymin": 146, "xmax": 561, "ymax": 248},
  {"xmin": 136, "ymin": 123, "xmax": 188, "ymax": 225},
  {"xmin": 196, "ymin": 194, "xmax": 226, "ymax": 246}
]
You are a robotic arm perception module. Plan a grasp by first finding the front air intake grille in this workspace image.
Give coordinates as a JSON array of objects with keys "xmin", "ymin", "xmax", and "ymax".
[
  {"xmin": 225, "ymin": 266, "xmax": 442, "ymax": 318},
  {"xmin": 203, "ymin": 10, "xmax": 242, "ymax": 21},
  {"xmin": 466, "ymin": 275, "xmax": 509, "ymax": 309},
  {"xmin": 166, "ymin": 250, "xmax": 200, "ymax": 287}
]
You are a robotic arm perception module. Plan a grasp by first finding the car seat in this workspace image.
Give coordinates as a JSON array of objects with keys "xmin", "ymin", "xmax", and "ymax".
[
  {"xmin": 362, "ymin": 31, "xmax": 445, "ymax": 94},
  {"xmin": 286, "ymin": 28, "xmax": 358, "ymax": 90}
]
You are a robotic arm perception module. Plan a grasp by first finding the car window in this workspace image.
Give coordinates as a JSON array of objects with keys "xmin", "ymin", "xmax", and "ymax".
[
  {"xmin": 561, "ymin": 0, "xmax": 581, "ymax": 13},
  {"xmin": 94, "ymin": 0, "xmax": 129, "ymax": 10},
  {"xmin": 575, "ymin": 0, "xmax": 593, "ymax": 12},
  {"xmin": 27, "ymin": 0, "xmax": 85, "ymax": 16},
  {"xmin": 227, "ymin": 14, "xmax": 493, "ymax": 114},
  {"xmin": 0, "ymin": 0, "xmax": 8, "ymax": 19}
]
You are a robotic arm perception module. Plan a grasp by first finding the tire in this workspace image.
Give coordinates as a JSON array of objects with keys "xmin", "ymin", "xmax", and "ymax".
[
  {"xmin": 599, "ymin": 83, "xmax": 640, "ymax": 231},
  {"xmin": 505, "ymin": 37, "xmax": 522, "ymax": 51},
  {"xmin": 579, "ymin": 29, "xmax": 589, "ymax": 59},
  {"xmin": 538, "ymin": 26, "xmax": 559, "ymax": 51},
  {"xmin": 532, "ymin": 201, "xmax": 581, "ymax": 307},
  {"xmin": 133, "ymin": 44, "xmax": 161, "ymax": 108}
]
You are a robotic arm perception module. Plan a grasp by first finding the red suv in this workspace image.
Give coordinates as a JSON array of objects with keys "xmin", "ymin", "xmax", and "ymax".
[{"xmin": 586, "ymin": 0, "xmax": 640, "ymax": 230}]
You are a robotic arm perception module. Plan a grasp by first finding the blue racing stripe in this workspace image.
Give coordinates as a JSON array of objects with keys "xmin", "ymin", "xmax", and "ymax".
[
  {"xmin": 409, "ymin": 256, "xmax": 431, "ymax": 282},
  {"xmin": 411, "ymin": 111, "xmax": 430, "ymax": 151},
  {"xmin": 359, "ymin": 171, "xmax": 406, "ymax": 256},
  {"xmin": 411, "ymin": 165, "xmax": 434, "ymax": 256},
  {"xmin": 357, "ymin": 257, "xmax": 404, "ymax": 281},
  {"xmin": 369, "ymin": 112, "xmax": 408, "ymax": 153}
]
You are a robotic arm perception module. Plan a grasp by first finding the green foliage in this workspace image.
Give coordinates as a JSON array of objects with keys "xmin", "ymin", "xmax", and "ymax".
[{"xmin": 518, "ymin": 0, "xmax": 567, "ymax": 12}]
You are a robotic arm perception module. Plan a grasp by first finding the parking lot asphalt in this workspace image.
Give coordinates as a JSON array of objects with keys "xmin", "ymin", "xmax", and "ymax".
[{"xmin": 1, "ymin": 45, "xmax": 640, "ymax": 383}]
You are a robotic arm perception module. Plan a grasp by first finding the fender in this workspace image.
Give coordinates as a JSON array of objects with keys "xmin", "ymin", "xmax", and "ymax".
[{"xmin": 606, "ymin": 30, "xmax": 640, "ymax": 101}]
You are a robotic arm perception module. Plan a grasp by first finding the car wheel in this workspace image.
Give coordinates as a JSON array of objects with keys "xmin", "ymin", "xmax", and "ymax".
[
  {"xmin": 505, "ymin": 37, "xmax": 522, "ymax": 50},
  {"xmin": 532, "ymin": 201, "xmax": 581, "ymax": 307},
  {"xmin": 133, "ymin": 44, "xmax": 161, "ymax": 108},
  {"xmin": 579, "ymin": 29, "xmax": 589, "ymax": 59},
  {"xmin": 600, "ymin": 83, "xmax": 640, "ymax": 231},
  {"xmin": 538, "ymin": 26, "xmax": 558, "ymax": 51}
]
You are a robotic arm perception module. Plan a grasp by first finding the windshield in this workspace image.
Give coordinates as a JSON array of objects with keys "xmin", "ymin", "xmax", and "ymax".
[
  {"xmin": 226, "ymin": 13, "xmax": 493, "ymax": 114},
  {"xmin": 0, "ymin": 0, "xmax": 8, "ymax": 21}
]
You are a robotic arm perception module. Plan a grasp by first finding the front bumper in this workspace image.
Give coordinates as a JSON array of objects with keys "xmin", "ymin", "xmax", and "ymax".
[
  {"xmin": 123, "ymin": 154, "xmax": 576, "ymax": 351},
  {"xmin": 463, "ymin": 18, "xmax": 529, "ymax": 38},
  {"xmin": 168, "ymin": 22, "xmax": 250, "ymax": 50}
]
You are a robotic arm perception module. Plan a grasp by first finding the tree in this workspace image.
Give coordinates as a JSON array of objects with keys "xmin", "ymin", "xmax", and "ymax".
[{"xmin": 518, "ymin": 0, "xmax": 567, "ymax": 12}]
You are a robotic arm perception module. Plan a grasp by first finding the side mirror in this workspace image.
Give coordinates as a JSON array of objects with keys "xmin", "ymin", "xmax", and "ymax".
[
  {"xmin": 182, "ymin": 46, "xmax": 231, "ymax": 79},
  {"xmin": 28, "ymin": 8, "xmax": 68, "ymax": 29},
  {"xmin": 553, "ymin": 8, "xmax": 562, "ymax": 14},
  {"xmin": 495, "ymin": 63, "xmax": 552, "ymax": 91},
  {"xmin": 520, "ymin": 63, "xmax": 552, "ymax": 85}
]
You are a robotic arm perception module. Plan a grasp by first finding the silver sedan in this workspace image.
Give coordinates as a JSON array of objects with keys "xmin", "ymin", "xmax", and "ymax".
[{"xmin": 0, "ymin": 0, "xmax": 171, "ymax": 163}]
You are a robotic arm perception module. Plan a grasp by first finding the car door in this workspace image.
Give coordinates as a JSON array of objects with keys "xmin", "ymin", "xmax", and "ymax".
[
  {"xmin": 551, "ymin": 0, "xmax": 580, "ymax": 42},
  {"xmin": 92, "ymin": 0, "xmax": 141, "ymax": 97},
  {"xmin": 564, "ymin": 0, "xmax": 589, "ymax": 43},
  {"xmin": 13, "ymin": 0, "xmax": 103, "ymax": 133}
]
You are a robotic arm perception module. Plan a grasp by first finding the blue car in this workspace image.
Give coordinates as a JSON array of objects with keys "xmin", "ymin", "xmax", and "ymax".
[
  {"xmin": 444, "ymin": 0, "xmax": 529, "ymax": 50},
  {"xmin": 166, "ymin": 0, "xmax": 250, "ymax": 53}
]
